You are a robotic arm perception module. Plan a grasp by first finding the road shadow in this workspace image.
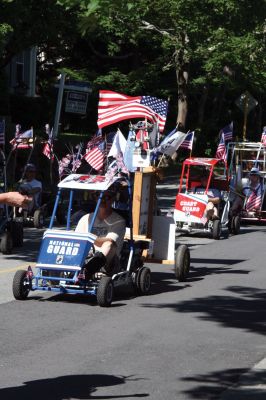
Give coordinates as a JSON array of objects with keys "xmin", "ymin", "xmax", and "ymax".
[
  {"xmin": 0, "ymin": 374, "xmax": 149, "ymax": 400},
  {"xmin": 143, "ymin": 286, "xmax": 266, "ymax": 336},
  {"xmin": 179, "ymin": 367, "xmax": 250, "ymax": 399},
  {"xmin": 180, "ymin": 366, "xmax": 266, "ymax": 399}
]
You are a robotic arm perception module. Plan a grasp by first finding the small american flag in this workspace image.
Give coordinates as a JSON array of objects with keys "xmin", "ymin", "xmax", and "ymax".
[
  {"xmin": 84, "ymin": 132, "xmax": 105, "ymax": 171},
  {"xmin": 0, "ymin": 120, "xmax": 5, "ymax": 146},
  {"xmin": 246, "ymin": 185, "xmax": 262, "ymax": 211},
  {"xmin": 261, "ymin": 126, "xmax": 266, "ymax": 146},
  {"xmin": 220, "ymin": 122, "xmax": 233, "ymax": 142},
  {"xmin": 180, "ymin": 131, "xmax": 194, "ymax": 151},
  {"xmin": 98, "ymin": 90, "xmax": 168, "ymax": 132},
  {"xmin": 106, "ymin": 131, "xmax": 116, "ymax": 153},
  {"xmin": 215, "ymin": 133, "xmax": 227, "ymax": 161},
  {"xmin": 42, "ymin": 125, "xmax": 54, "ymax": 159}
]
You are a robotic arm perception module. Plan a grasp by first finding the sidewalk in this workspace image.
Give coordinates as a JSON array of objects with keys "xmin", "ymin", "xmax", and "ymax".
[{"xmin": 220, "ymin": 357, "xmax": 266, "ymax": 399}]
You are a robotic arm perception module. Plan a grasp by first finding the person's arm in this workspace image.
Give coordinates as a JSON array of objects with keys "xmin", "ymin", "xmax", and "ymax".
[
  {"xmin": 94, "ymin": 236, "xmax": 115, "ymax": 247},
  {"xmin": 208, "ymin": 189, "xmax": 221, "ymax": 204},
  {"xmin": 0, "ymin": 192, "xmax": 32, "ymax": 207}
]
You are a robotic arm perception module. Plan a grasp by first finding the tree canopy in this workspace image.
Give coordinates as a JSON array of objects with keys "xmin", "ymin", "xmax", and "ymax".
[{"xmin": 1, "ymin": 0, "xmax": 265, "ymax": 147}]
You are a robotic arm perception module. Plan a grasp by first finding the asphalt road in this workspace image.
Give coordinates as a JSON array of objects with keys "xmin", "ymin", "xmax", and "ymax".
[{"xmin": 0, "ymin": 176, "xmax": 266, "ymax": 400}]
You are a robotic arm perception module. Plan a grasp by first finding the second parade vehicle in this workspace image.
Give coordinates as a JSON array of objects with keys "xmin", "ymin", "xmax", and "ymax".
[
  {"xmin": 173, "ymin": 157, "xmax": 234, "ymax": 239},
  {"xmin": 12, "ymin": 173, "xmax": 152, "ymax": 307}
]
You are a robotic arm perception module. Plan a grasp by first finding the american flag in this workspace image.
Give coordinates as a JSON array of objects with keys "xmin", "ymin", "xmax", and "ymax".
[
  {"xmin": 106, "ymin": 131, "xmax": 116, "ymax": 153},
  {"xmin": 261, "ymin": 126, "xmax": 266, "ymax": 146},
  {"xmin": 246, "ymin": 185, "xmax": 262, "ymax": 211},
  {"xmin": 97, "ymin": 90, "xmax": 168, "ymax": 132},
  {"xmin": 0, "ymin": 120, "xmax": 5, "ymax": 146},
  {"xmin": 10, "ymin": 127, "xmax": 33, "ymax": 149},
  {"xmin": 42, "ymin": 125, "xmax": 54, "ymax": 159},
  {"xmin": 220, "ymin": 122, "xmax": 233, "ymax": 142},
  {"xmin": 84, "ymin": 132, "xmax": 105, "ymax": 171},
  {"xmin": 180, "ymin": 131, "xmax": 194, "ymax": 151},
  {"xmin": 215, "ymin": 133, "xmax": 227, "ymax": 161}
]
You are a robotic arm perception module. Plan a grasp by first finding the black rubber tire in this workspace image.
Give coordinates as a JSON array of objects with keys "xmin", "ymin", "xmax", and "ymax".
[
  {"xmin": 12, "ymin": 270, "xmax": 30, "ymax": 300},
  {"xmin": 212, "ymin": 219, "xmax": 221, "ymax": 240},
  {"xmin": 97, "ymin": 276, "xmax": 113, "ymax": 307},
  {"xmin": 11, "ymin": 221, "xmax": 24, "ymax": 247},
  {"xmin": 136, "ymin": 267, "xmax": 151, "ymax": 295},
  {"xmin": 33, "ymin": 209, "xmax": 44, "ymax": 229},
  {"xmin": 0, "ymin": 231, "xmax": 13, "ymax": 254},
  {"xmin": 175, "ymin": 244, "xmax": 190, "ymax": 281},
  {"xmin": 231, "ymin": 215, "xmax": 241, "ymax": 235}
]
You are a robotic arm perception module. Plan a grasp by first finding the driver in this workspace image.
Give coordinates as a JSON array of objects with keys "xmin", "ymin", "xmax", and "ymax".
[
  {"xmin": 194, "ymin": 172, "xmax": 221, "ymax": 220},
  {"xmin": 18, "ymin": 163, "xmax": 42, "ymax": 212},
  {"xmin": 75, "ymin": 186, "xmax": 126, "ymax": 279}
]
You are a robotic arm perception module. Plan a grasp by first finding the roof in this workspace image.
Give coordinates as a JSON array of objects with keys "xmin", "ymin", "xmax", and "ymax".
[
  {"xmin": 58, "ymin": 174, "xmax": 121, "ymax": 191},
  {"xmin": 183, "ymin": 157, "xmax": 225, "ymax": 167}
]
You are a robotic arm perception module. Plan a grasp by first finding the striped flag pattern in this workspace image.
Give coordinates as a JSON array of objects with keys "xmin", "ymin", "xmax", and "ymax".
[
  {"xmin": 220, "ymin": 122, "xmax": 233, "ymax": 142},
  {"xmin": 215, "ymin": 133, "xmax": 227, "ymax": 161},
  {"xmin": 0, "ymin": 120, "xmax": 5, "ymax": 145},
  {"xmin": 97, "ymin": 90, "xmax": 168, "ymax": 132},
  {"xmin": 180, "ymin": 131, "xmax": 194, "ymax": 151},
  {"xmin": 84, "ymin": 131, "xmax": 105, "ymax": 171},
  {"xmin": 42, "ymin": 125, "xmax": 54, "ymax": 159},
  {"xmin": 246, "ymin": 186, "xmax": 262, "ymax": 211}
]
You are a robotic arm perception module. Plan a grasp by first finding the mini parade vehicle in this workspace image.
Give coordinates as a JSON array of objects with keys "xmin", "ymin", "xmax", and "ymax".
[
  {"xmin": 12, "ymin": 173, "xmax": 152, "ymax": 307},
  {"xmin": 173, "ymin": 157, "xmax": 233, "ymax": 239},
  {"xmin": 227, "ymin": 141, "xmax": 266, "ymax": 224}
]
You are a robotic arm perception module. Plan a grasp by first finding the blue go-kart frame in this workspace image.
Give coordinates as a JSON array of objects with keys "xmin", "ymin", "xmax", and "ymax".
[{"xmin": 12, "ymin": 174, "xmax": 152, "ymax": 307}]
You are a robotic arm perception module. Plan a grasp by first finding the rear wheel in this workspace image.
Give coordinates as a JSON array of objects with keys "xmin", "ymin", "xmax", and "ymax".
[
  {"xmin": 12, "ymin": 270, "xmax": 30, "ymax": 300},
  {"xmin": 97, "ymin": 276, "xmax": 113, "ymax": 307},
  {"xmin": 33, "ymin": 209, "xmax": 44, "ymax": 228},
  {"xmin": 231, "ymin": 215, "xmax": 240, "ymax": 235},
  {"xmin": 212, "ymin": 219, "xmax": 221, "ymax": 240},
  {"xmin": 0, "ymin": 231, "xmax": 13, "ymax": 254},
  {"xmin": 175, "ymin": 245, "xmax": 190, "ymax": 281},
  {"xmin": 136, "ymin": 267, "xmax": 151, "ymax": 295}
]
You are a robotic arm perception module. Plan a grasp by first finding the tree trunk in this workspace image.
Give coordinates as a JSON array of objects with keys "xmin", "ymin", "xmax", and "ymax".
[{"xmin": 197, "ymin": 84, "xmax": 209, "ymax": 126}]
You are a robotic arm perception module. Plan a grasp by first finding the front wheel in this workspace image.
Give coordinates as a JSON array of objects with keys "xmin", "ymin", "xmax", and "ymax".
[
  {"xmin": 13, "ymin": 270, "xmax": 30, "ymax": 300},
  {"xmin": 212, "ymin": 219, "xmax": 221, "ymax": 240},
  {"xmin": 135, "ymin": 267, "xmax": 151, "ymax": 295},
  {"xmin": 0, "ymin": 231, "xmax": 13, "ymax": 254},
  {"xmin": 175, "ymin": 245, "xmax": 190, "ymax": 281},
  {"xmin": 33, "ymin": 209, "xmax": 44, "ymax": 228},
  {"xmin": 231, "ymin": 215, "xmax": 241, "ymax": 235},
  {"xmin": 97, "ymin": 276, "xmax": 113, "ymax": 307}
]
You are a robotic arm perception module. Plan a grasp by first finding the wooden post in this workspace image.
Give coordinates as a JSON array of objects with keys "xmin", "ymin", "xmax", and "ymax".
[{"xmin": 132, "ymin": 167, "xmax": 157, "ymax": 238}]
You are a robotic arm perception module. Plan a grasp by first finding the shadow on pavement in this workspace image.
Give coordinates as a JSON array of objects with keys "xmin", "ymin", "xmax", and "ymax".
[
  {"xmin": 0, "ymin": 374, "xmax": 149, "ymax": 400},
  {"xmin": 143, "ymin": 286, "xmax": 266, "ymax": 336},
  {"xmin": 180, "ymin": 367, "xmax": 248, "ymax": 399},
  {"xmin": 180, "ymin": 366, "xmax": 266, "ymax": 399}
]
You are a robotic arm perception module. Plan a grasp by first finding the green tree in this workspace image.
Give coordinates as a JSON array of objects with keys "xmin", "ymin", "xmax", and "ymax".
[{"xmin": 58, "ymin": 0, "xmax": 266, "ymax": 132}]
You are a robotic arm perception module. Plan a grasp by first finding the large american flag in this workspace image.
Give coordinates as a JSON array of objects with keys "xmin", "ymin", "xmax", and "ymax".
[
  {"xmin": 97, "ymin": 90, "xmax": 168, "ymax": 132},
  {"xmin": 0, "ymin": 120, "xmax": 5, "ymax": 146},
  {"xmin": 84, "ymin": 132, "xmax": 105, "ymax": 171},
  {"xmin": 261, "ymin": 126, "xmax": 266, "ymax": 146},
  {"xmin": 246, "ymin": 185, "xmax": 262, "ymax": 211},
  {"xmin": 180, "ymin": 131, "xmax": 194, "ymax": 151},
  {"xmin": 220, "ymin": 122, "xmax": 233, "ymax": 142},
  {"xmin": 215, "ymin": 133, "xmax": 227, "ymax": 161}
]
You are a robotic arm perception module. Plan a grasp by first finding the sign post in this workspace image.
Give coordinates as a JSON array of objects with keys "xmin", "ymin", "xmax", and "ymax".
[
  {"xmin": 53, "ymin": 77, "xmax": 92, "ymax": 138},
  {"xmin": 235, "ymin": 91, "xmax": 258, "ymax": 141}
]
